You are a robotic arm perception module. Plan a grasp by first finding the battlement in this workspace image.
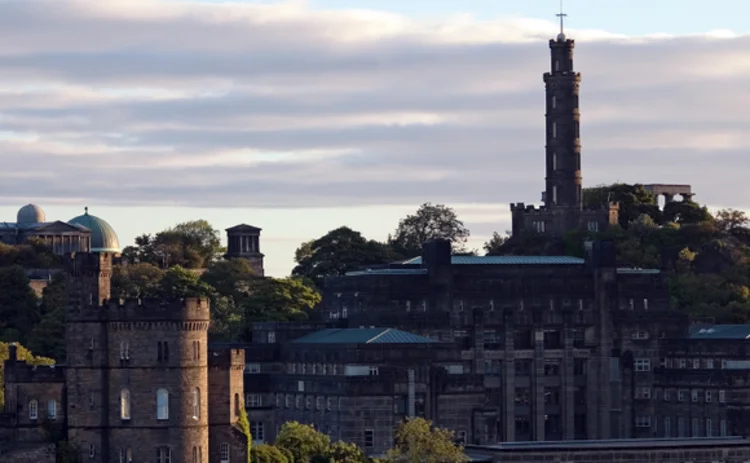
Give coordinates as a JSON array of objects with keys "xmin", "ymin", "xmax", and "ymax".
[
  {"xmin": 67, "ymin": 297, "xmax": 211, "ymax": 322},
  {"xmin": 64, "ymin": 251, "xmax": 113, "ymax": 275},
  {"xmin": 208, "ymin": 347, "xmax": 246, "ymax": 368},
  {"xmin": 4, "ymin": 360, "xmax": 64, "ymax": 384},
  {"xmin": 510, "ymin": 203, "xmax": 547, "ymax": 214}
]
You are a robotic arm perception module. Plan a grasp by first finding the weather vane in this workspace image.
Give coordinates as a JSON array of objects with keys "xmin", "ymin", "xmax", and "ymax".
[{"xmin": 556, "ymin": 0, "xmax": 567, "ymax": 36}]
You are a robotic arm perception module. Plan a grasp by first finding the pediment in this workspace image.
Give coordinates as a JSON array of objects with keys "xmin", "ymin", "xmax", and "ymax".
[
  {"xmin": 226, "ymin": 223, "xmax": 262, "ymax": 233},
  {"xmin": 31, "ymin": 221, "xmax": 91, "ymax": 234}
]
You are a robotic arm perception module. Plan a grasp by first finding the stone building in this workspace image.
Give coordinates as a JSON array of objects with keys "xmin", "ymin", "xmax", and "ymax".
[
  {"xmin": 0, "ymin": 204, "xmax": 120, "ymax": 255},
  {"xmin": 1, "ymin": 250, "xmax": 247, "ymax": 463},
  {"xmin": 225, "ymin": 224, "xmax": 264, "ymax": 276},
  {"xmin": 510, "ymin": 31, "xmax": 620, "ymax": 236}
]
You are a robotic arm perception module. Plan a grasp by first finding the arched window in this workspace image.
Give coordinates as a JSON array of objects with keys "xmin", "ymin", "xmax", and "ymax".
[
  {"xmin": 192, "ymin": 387, "xmax": 201, "ymax": 420},
  {"xmin": 197, "ymin": 341, "xmax": 201, "ymax": 360},
  {"xmin": 28, "ymin": 399, "xmax": 38, "ymax": 420},
  {"xmin": 157, "ymin": 342, "xmax": 163, "ymax": 361},
  {"xmin": 157, "ymin": 388, "xmax": 169, "ymax": 420},
  {"xmin": 120, "ymin": 388, "xmax": 131, "ymax": 420},
  {"xmin": 193, "ymin": 446, "xmax": 198, "ymax": 463},
  {"xmin": 164, "ymin": 342, "xmax": 169, "ymax": 361},
  {"xmin": 47, "ymin": 400, "xmax": 56, "ymax": 419},
  {"xmin": 234, "ymin": 393, "xmax": 240, "ymax": 416}
]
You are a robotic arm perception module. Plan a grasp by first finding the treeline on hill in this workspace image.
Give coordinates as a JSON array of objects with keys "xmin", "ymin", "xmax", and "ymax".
[{"xmin": 1, "ymin": 187, "xmax": 749, "ymax": 362}]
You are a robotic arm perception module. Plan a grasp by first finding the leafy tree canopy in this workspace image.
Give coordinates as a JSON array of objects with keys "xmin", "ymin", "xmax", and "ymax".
[
  {"xmin": 275, "ymin": 421, "xmax": 331, "ymax": 463},
  {"xmin": 252, "ymin": 444, "xmax": 290, "ymax": 463},
  {"xmin": 292, "ymin": 227, "xmax": 403, "ymax": 289},
  {"xmin": 385, "ymin": 418, "xmax": 464, "ymax": 463},
  {"xmin": 390, "ymin": 203, "xmax": 470, "ymax": 257},
  {"xmin": 122, "ymin": 219, "xmax": 223, "ymax": 269}
]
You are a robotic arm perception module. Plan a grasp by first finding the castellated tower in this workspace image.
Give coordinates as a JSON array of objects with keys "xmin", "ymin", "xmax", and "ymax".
[
  {"xmin": 64, "ymin": 252, "xmax": 210, "ymax": 463},
  {"xmin": 208, "ymin": 347, "xmax": 248, "ymax": 463}
]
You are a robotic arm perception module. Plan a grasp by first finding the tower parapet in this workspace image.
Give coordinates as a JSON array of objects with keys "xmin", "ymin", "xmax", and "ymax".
[{"xmin": 65, "ymin": 296, "xmax": 211, "ymax": 323}]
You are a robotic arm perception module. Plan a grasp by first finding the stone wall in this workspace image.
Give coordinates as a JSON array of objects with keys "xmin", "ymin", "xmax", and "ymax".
[{"xmin": 0, "ymin": 443, "xmax": 56, "ymax": 463}]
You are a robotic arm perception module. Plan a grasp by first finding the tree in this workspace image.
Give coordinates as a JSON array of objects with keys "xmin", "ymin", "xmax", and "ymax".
[
  {"xmin": 663, "ymin": 200, "xmax": 714, "ymax": 225},
  {"xmin": 201, "ymin": 259, "xmax": 259, "ymax": 300},
  {"xmin": 293, "ymin": 227, "xmax": 402, "ymax": 288},
  {"xmin": 483, "ymin": 231, "xmax": 510, "ymax": 255},
  {"xmin": 252, "ymin": 444, "xmax": 290, "ymax": 463},
  {"xmin": 583, "ymin": 183, "xmax": 658, "ymax": 227},
  {"xmin": 275, "ymin": 421, "xmax": 331, "ymax": 463},
  {"xmin": 0, "ymin": 266, "xmax": 40, "ymax": 343},
  {"xmin": 238, "ymin": 407, "xmax": 252, "ymax": 463},
  {"xmin": 715, "ymin": 208, "xmax": 749, "ymax": 233},
  {"xmin": 385, "ymin": 418, "xmax": 464, "ymax": 463},
  {"xmin": 110, "ymin": 263, "xmax": 164, "ymax": 299},
  {"xmin": 390, "ymin": 203, "xmax": 470, "ymax": 257},
  {"xmin": 327, "ymin": 441, "xmax": 367, "ymax": 463},
  {"xmin": 158, "ymin": 266, "xmax": 214, "ymax": 299},
  {"xmin": 0, "ymin": 342, "xmax": 54, "ymax": 409},
  {"xmin": 123, "ymin": 220, "xmax": 223, "ymax": 269}
]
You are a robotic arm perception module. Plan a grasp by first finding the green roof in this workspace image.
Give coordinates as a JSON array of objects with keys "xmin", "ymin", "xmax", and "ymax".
[
  {"xmin": 291, "ymin": 328, "xmax": 438, "ymax": 345},
  {"xmin": 68, "ymin": 208, "xmax": 120, "ymax": 253},
  {"xmin": 690, "ymin": 325, "xmax": 750, "ymax": 340},
  {"xmin": 345, "ymin": 269, "xmax": 428, "ymax": 276},
  {"xmin": 400, "ymin": 255, "xmax": 585, "ymax": 265}
]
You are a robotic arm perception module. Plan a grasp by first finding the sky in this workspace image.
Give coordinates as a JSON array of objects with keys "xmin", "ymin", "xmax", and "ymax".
[{"xmin": 1, "ymin": 0, "xmax": 749, "ymax": 277}]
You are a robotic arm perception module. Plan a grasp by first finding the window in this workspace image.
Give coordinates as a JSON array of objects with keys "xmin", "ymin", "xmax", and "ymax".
[
  {"xmin": 555, "ymin": 60, "xmax": 560, "ymax": 71},
  {"xmin": 692, "ymin": 359, "xmax": 700, "ymax": 369},
  {"xmin": 705, "ymin": 390, "xmax": 713, "ymax": 403},
  {"xmin": 248, "ymin": 394, "xmax": 261, "ymax": 408},
  {"xmin": 192, "ymin": 447, "xmax": 198, "ymax": 463},
  {"xmin": 552, "ymin": 96, "xmax": 557, "ymax": 109},
  {"xmin": 631, "ymin": 331, "xmax": 649, "ymax": 340},
  {"xmin": 587, "ymin": 220, "xmax": 599, "ymax": 232},
  {"xmin": 643, "ymin": 298, "xmax": 649, "ymax": 310},
  {"xmin": 157, "ymin": 388, "xmax": 169, "ymax": 420},
  {"xmin": 552, "ymin": 152, "xmax": 557, "ymax": 170},
  {"xmin": 635, "ymin": 416, "xmax": 651, "ymax": 428},
  {"xmin": 120, "ymin": 389, "xmax": 131, "ymax": 420},
  {"xmin": 326, "ymin": 398, "xmax": 333, "ymax": 411},
  {"xmin": 89, "ymin": 444, "xmax": 96, "ymax": 459},
  {"xmin": 219, "ymin": 443, "xmax": 230, "ymax": 463},
  {"xmin": 158, "ymin": 342, "xmax": 163, "ymax": 361},
  {"xmin": 692, "ymin": 389, "xmax": 699, "ymax": 403},
  {"xmin": 341, "ymin": 307, "xmax": 348, "ymax": 319},
  {"xmin": 296, "ymin": 396, "xmax": 302, "ymax": 409},
  {"xmin": 119, "ymin": 448, "xmax": 133, "ymax": 463},
  {"xmin": 664, "ymin": 417, "xmax": 671, "ymax": 437},
  {"xmin": 48, "ymin": 400, "xmax": 56, "ymax": 419},
  {"xmin": 692, "ymin": 418, "xmax": 699, "ymax": 437},
  {"xmin": 457, "ymin": 430, "xmax": 467, "ymax": 444},
  {"xmin": 192, "ymin": 387, "xmax": 201, "ymax": 420},
  {"xmin": 369, "ymin": 366, "xmax": 379, "ymax": 376},
  {"xmin": 316, "ymin": 396, "xmax": 324, "ymax": 410},
  {"xmin": 267, "ymin": 331, "xmax": 276, "ymax": 344},
  {"xmin": 285, "ymin": 395, "xmax": 291, "ymax": 408},
  {"xmin": 251, "ymin": 421, "xmax": 265, "ymax": 442},
  {"xmin": 28, "ymin": 400, "xmax": 38, "ymax": 420},
  {"xmin": 364, "ymin": 429, "xmax": 374, "ymax": 448},
  {"xmin": 628, "ymin": 299, "xmax": 634, "ymax": 310},
  {"xmin": 158, "ymin": 342, "xmax": 170, "ymax": 362},
  {"xmin": 721, "ymin": 419, "xmax": 727, "ymax": 436},
  {"xmin": 89, "ymin": 390, "xmax": 95, "ymax": 409},
  {"xmin": 552, "ymin": 122, "xmax": 557, "ymax": 138},
  {"xmin": 306, "ymin": 396, "xmax": 312, "ymax": 410},
  {"xmin": 663, "ymin": 389, "xmax": 671, "ymax": 402},
  {"xmin": 156, "ymin": 447, "xmax": 170, "ymax": 463},
  {"xmin": 719, "ymin": 390, "xmax": 726, "ymax": 403},
  {"xmin": 298, "ymin": 380, "xmax": 304, "ymax": 392},
  {"xmin": 634, "ymin": 358, "xmax": 651, "ymax": 371},
  {"xmin": 636, "ymin": 387, "xmax": 651, "ymax": 399},
  {"xmin": 120, "ymin": 341, "xmax": 129, "ymax": 360},
  {"xmin": 552, "ymin": 185, "xmax": 557, "ymax": 204},
  {"xmin": 678, "ymin": 417, "xmax": 686, "ymax": 437},
  {"xmin": 234, "ymin": 393, "xmax": 241, "ymax": 416},
  {"xmin": 706, "ymin": 358, "xmax": 715, "ymax": 369},
  {"xmin": 678, "ymin": 389, "xmax": 686, "ymax": 402},
  {"xmin": 706, "ymin": 418, "xmax": 713, "ymax": 437},
  {"xmin": 245, "ymin": 363, "xmax": 261, "ymax": 374},
  {"xmin": 678, "ymin": 358, "xmax": 686, "ymax": 369}
]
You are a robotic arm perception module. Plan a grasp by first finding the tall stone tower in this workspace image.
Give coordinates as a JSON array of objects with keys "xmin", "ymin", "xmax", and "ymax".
[
  {"xmin": 510, "ymin": 25, "xmax": 618, "ymax": 237},
  {"xmin": 225, "ymin": 224, "xmax": 265, "ymax": 276},
  {"xmin": 543, "ymin": 31, "xmax": 582, "ymax": 225},
  {"xmin": 64, "ymin": 251, "xmax": 211, "ymax": 463}
]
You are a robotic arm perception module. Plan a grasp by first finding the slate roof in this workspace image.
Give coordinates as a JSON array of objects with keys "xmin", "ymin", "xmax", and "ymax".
[
  {"xmin": 689, "ymin": 325, "xmax": 750, "ymax": 340},
  {"xmin": 345, "ymin": 268, "xmax": 428, "ymax": 276},
  {"xmin": 400, "ymin": 255, "xmax": 585, "ymax": 265},
  {"xmin": 291, "ymin": 328, "xmax": 438, "ymax": 345}
]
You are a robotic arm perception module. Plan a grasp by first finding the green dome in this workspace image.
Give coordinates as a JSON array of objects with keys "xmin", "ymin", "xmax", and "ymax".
[{"xmin": 68, "ymin": 207, "xmax": 121, "ymax": 253}]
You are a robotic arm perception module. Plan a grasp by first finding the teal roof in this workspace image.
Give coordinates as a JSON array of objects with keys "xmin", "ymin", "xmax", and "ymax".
[
  {"xmin": 68, "ymin": 208, "xmax": 120, "ymax": 253},
  {"xmin": 345, "ymin": 268, "xmax": 428, "ymax": 276},
  {"xmin": 400, "ymin": 255, "xmax": 585, "ymax": 265},
  {"xmin": 291, "ymin": 328, "xmax": 438, "ymax": 345},
  {"xmin": 690, "ymin": 325, "xmax": 750, "ymax": 340}
]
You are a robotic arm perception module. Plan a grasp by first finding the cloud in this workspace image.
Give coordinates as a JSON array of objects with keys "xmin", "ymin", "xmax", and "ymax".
[{"xmin": 0, "ymin": 0, "xmax": 748, "ymax": 215}]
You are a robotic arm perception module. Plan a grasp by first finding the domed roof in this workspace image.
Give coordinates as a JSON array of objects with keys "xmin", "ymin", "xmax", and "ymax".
[
  {"xmin": 68, "ymin": 207, "xmax": 121, "ymax": 253},
  {"xmin": 17, "ymin": 203, "xmax": 46, "ymax": 224}
]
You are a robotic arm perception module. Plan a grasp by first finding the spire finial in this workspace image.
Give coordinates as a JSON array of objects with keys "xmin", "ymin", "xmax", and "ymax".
[
  {"xmin": 84, "ymin": 206, "xmax": 89, "ymax": 215},
  {"xmin": 556, "ymin": 0, "xmax": 567, "ymax": 38}
]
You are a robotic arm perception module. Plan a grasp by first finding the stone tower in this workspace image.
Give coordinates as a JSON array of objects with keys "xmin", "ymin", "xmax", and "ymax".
[
  {"xmin": 64, "ymin": 252, "xmax": 211, "ymax": 463},
  {"xmin": 510, "ymin": 29, "xmax": 618, "ymax": 236},
  {"xmin": 543, "ymin": 32, "xmax": 582, "ymax": 228},
  {"xmin": 225, "ymin": 224, "xmax": 265, "ymax": 276}
]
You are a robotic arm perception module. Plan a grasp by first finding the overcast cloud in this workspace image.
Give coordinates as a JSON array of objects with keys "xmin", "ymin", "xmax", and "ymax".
[{"xmin": 0, "ymin": 0, "xmax": 748, "ymax": 212}]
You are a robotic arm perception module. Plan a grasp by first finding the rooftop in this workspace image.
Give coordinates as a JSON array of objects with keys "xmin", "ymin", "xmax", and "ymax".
[
  {"xmin": 291, "ymin": 328, "xmax": 438, "ymax": 345},
  {"xmin": 690, "ymin": 325, "xmax": 750, "ymax": 340},
  {"xmin": 468, "ymin": 436, "xmax": 750, "ymax": 452},
  {"xmin": 345, "ymin": 268, "xmax": 428, "ymax": 276},
  {"xmin": 400, "ymin": 255, "xmax": 585, "ymax": 265}
]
